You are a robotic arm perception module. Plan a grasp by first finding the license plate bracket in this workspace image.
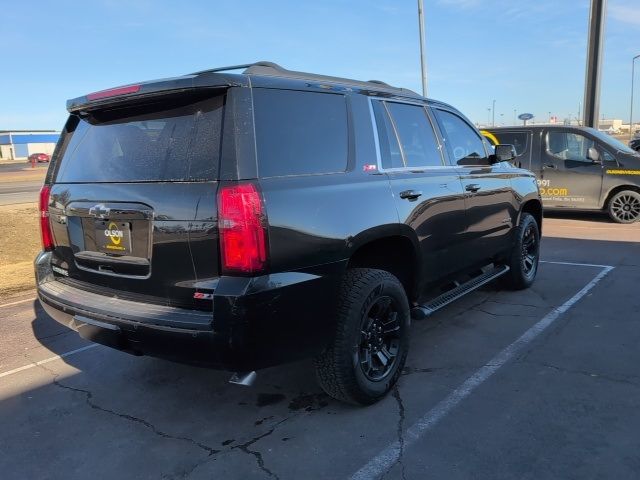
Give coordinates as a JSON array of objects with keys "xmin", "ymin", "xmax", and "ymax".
[{"xmin": 95, "ymin": 220, "xmax": 132, "ymax": 255}]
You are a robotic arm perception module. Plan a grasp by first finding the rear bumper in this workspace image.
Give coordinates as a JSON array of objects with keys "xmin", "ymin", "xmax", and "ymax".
[{"xmin": 35, "ymin": 251, "xmax": 344, "ymax": 370}]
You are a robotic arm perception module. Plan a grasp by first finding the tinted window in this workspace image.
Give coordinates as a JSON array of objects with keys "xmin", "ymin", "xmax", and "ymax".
[
  {"xmin": 547, "ymin": 131, "xmax": 594, "ymax": 162},
  {"xmin": 385, "ymin": 102, "xmax": 442, "ymax": 168},
  {"xmin": 434, "ymin": 109, "xmax": 488, "ymax": 165},
  {"xmin": 56, "ymin": 94, "xmax": 224, "ymax": 182},
  {"xmin": 492, "ymin": 131, "xmax": 528, "ymax": 156},
  {"xmin": 372, "ymin": 101, "xmax": 403, "ymax": 169},
  {"xmin": 253, "ymin": 89, "xmax": 348, "ymax": 177},
  {"xmin": 603, "ymin": 150, "xmax": 616, "ymax": 162}
]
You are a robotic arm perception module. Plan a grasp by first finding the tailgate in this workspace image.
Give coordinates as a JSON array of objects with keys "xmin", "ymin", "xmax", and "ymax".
[{"xmin": 46, "ymin": 92, "xmax": 224, "ymax": 309}]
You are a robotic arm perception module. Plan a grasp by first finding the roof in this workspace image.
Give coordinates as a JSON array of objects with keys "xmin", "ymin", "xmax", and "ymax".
[
  {"xmin": 193, "ymin": 61, "xmax": 422, "ymax": 98},
  {"xmin": 0, "ymin": 132, "xmax": 60, "ymax": 145},
  {"xmin": 0, "ymin": 130, "xmax": 58, "ymax": 134},
  {"xmin": 68, "ymin": 61, "xmax": 454, "ymax": 112}
]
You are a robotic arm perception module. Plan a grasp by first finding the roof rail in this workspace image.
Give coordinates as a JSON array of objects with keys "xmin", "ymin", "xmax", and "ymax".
[
  {"xmin": 190, "ymin": 61, "xmax": 419, "ymax": 96},
  {"xmin": 189, "ymin": 63, "xmax": 257, "ymax": 76},
  {"xmin": 367, "ymin": 80, "xmax": 392, "ymax": 87}
]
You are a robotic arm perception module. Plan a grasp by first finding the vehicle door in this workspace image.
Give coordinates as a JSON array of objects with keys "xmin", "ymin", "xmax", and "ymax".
[
  {"xmin": 369, "ymin": 99, "xmax": 468, "ymax": 286},
  {"xmin": 432, "ymin": 108, "xmax": 517, "ymax": 267},
  {"xmin": 540, "ymin": 129, "xmax": 603, "ymax": 208}
]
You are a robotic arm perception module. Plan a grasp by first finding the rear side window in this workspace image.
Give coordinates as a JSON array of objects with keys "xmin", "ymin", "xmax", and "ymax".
[
  {"xmin": 55, "ymin": 94, "xmax": 224, "ymax": 182},
  {"xmin": 492, "ymin": 131, "xmax": 529, "ymax": 156},
  {"xmin": 253, "ymin": 89, "xmax": 348, "ymax": 177},
  {"xmin": 372, "ymin": 101, "xmax": 403, "ymax": 169},
  {"xmin": 384, "ymin": 102, "xmax": 442, "ymax": 168}
]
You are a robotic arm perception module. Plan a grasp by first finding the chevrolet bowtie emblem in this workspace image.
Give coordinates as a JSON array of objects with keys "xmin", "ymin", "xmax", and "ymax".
[{"xmin": 89, "ymin": 204, "xmax": 111, "ymax": 218}]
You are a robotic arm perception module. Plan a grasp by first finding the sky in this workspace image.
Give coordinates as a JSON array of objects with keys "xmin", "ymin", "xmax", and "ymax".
[{"xmin": 1, "ymin": 0, "xmax": 640, "ymax": 130}]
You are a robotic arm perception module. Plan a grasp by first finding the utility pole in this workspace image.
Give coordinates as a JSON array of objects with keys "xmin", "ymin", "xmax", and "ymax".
[
  {"xmin": 583, "ymin": 0, "xmax": 607, "ymax": 128},
  {"xmin": 578, "ymin": 102, "xmax": 581, "ymax": 125},
  {"xmin": 417, "ymin": 0, "xmax": 428, "ymax": 97},
  {"xmin": 492, "ymin": 99, "xmax": 496, "ymax": 126}
]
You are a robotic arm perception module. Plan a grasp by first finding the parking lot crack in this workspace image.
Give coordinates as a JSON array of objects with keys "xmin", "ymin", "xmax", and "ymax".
[
  {"xmin": 390, "ymin": 385, "xmax": 407, "ymax": 480},
  {"xmin": 233, "ymin": 419, "xmax": 288, "ymax": 480},
  {"xmin": 485, "ymin": 300, "xmax": 546, "ymax": 309},
  {"xmin": 32, "ymin": 360, "xmax": 220, "ymax": 457},
  {"xmin": 472, "ymin": 307, "xmax": 534, "ymax": 317}
]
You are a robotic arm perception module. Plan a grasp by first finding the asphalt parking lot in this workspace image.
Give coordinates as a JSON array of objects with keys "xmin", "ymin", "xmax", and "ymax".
[{"xmin": 1, "ymin": 216, "xmax": 639, "ymax": 480}]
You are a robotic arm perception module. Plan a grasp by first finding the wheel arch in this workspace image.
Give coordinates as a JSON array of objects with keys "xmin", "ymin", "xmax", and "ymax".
[
  {"xmin": 601, "ymin": 184, "xmax": 640, "ymax": 209},
  {"xmin": 518, "ymin": 198, "xmax": 543, "ymax": 234},
  {"xmin": 347, "ymin": 227, "xmax": 420, "ymax": 302}
]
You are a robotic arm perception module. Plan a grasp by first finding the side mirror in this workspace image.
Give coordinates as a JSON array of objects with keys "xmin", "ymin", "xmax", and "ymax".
[
  {"xmin": 588, "ymin": 147, "xmax": 601, "ymax": 163},
  {"xmin": 492, "ymin": 144, "xmax": 517, "ymax": 164}
]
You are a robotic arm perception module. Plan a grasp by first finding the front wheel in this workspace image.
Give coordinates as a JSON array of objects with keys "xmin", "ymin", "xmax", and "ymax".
[
  {"xmin": 502, "ymin": 212, "xmax": 540, "ymax": 290},
  {"xmin": 315, "ymin": 268, "xmax": 410, "ymax": 405},
  {"xmin": 607, "ymin": 190, "xmax": 640, "ymax": 224}
]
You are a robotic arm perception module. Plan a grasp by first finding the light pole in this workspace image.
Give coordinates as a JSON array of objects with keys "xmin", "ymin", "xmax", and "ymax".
[
  {"xmin": 500, "ymin": 113, "xmax": 504, "ymax": 125},
  {"xmin": 417, "ymin": 0, "xmax": 428, "ymax": 96},
  {"xmin": 513, "ymin": 109, "xmax": 517, "ymax": 125},
  {"xmin": 630, "ymin": 54, "xmax": 640, "ymax": 139},
  {"xmin": 487, "ymin": 108, "xmax": 491, "ymax": 126},
  {"xmin": 492, "ymin": 99, "xmax": 496, "ymax": 126}
]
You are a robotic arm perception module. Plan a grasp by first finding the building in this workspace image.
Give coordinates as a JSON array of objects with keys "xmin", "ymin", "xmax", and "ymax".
[
  {"xmin": 0, "ymin": 130, "xmax": 60, "ymax": 161},
  {"xmin": 597, "ymin": 119, "xmax": 624, "ymax": 133}
]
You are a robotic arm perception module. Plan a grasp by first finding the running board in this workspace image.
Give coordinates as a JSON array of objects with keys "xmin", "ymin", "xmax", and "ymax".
[{"xmin": 411, "ymin": 265, "xmax": 510, "ymax": 320}]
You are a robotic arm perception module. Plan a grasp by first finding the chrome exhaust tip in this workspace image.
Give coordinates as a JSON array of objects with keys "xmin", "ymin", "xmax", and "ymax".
[{"xmin": 228, "ymin": 371, "xmax": 257, "ymax": 387}]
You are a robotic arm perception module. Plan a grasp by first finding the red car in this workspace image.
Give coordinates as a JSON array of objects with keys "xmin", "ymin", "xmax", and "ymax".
[{"xmin": 28, "ymin": 153, "xmax": 51, "ymax": 163}]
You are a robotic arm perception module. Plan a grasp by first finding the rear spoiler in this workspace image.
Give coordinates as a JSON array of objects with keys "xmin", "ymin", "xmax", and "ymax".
[{"xmin": 66, "ymin": 73, "xmax": 247, "ymax": 113}]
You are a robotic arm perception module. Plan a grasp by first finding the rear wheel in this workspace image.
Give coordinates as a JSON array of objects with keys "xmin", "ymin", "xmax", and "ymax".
[
  {"xmin": 315, "ymin": 268, "xmax": 410, "ymax": 405},
  {"xmin": 502, "ymin": 212, "xmax": 540, "ymax": 290},
  {"xmin": 607, "ymin": 190, "xmax": 640, "ymax": 224}
]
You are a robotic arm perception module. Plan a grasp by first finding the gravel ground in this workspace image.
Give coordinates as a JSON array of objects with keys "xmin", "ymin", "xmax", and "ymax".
[{"xmin": 0, "ymin": 203, "xmax": 40, "ymax": 300}]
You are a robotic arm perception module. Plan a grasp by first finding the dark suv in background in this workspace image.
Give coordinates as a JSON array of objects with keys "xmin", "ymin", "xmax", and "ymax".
[{"xmin": 36, "ymin": 62, "xmax": 542, "ymax": 405}]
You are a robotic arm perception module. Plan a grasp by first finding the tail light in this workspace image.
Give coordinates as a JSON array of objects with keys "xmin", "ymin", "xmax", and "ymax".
[
  {"xmin": 218, "ymin": 183, "xmax": 268, "ymax": 274},
  {"xmin": 39, "ymin": 185, "xmax": 54, "ymax": 251}
]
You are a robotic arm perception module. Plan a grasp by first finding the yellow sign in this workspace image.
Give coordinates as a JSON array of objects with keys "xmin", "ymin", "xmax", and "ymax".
[{"xmin": 606, "ymin": 169, "xmax": 640, "ymax": 176}]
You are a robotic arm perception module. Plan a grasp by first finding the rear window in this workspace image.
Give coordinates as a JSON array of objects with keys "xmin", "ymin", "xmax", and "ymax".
[
  {"xmin": 55, "ymin": 93, "xmax": 224, "ymax": 182},
  {"xmin": 253, "ymin": 89, "xmax": 348, "ymax": 177}
]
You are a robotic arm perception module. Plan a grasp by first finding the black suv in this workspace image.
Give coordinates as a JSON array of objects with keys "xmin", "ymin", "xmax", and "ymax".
[
  {"xmin": 483, "ymin": 125, "xmax": 640, "ymax": 223},
  {"xmin": 36, "ymin": 62, "xmax": 542, "ymax": 405}
]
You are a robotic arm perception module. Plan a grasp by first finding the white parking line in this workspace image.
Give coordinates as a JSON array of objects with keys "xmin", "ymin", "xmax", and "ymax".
[
  {"xmin": 350, "ymin": 263, "xmax": 614, "ymax": 480},
  {"xmin": 0, "ymin": 344, "xmax": 98, "ymax": 379},
  {"xmin": 540, "ymin": 260, "xmax": 613, "ymax": 268},
  {"xmin": 0, "ymin": 297, "xmax": 37, "ymax": 309}
]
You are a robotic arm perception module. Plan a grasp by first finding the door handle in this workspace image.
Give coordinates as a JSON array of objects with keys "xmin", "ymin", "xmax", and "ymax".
[
  {"xmin": 543, "ymin": 163, "xmax": 557, "ymax": 169},
  {"xmin": 399, "ymin": 190, "xmax": 423, "ymax": 200},
  {"xmin": 465, "ymin": 184, "xmax": 481, "ymax": 193}
]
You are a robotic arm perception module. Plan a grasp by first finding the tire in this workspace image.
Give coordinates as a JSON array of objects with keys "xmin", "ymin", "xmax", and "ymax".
[
  {"xmin": 607, "ymin": 190, "xmax": 640, "ymax": 224},
  {"xmin": 502, "ymin": 212, "xmax": 540, "ymax": 290},
  {"xmin": 315, "ymin": 268, "xmax": 410, "ymax": 405}
]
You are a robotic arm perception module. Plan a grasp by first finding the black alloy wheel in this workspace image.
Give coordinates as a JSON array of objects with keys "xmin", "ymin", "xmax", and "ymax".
[
  {"xmin": 358, "ymin": 296, "xmax": 401, "ymax": 381},
  {"xmin": 521, "ymin": 223, "xmax": 539, "ymax": 279}
]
